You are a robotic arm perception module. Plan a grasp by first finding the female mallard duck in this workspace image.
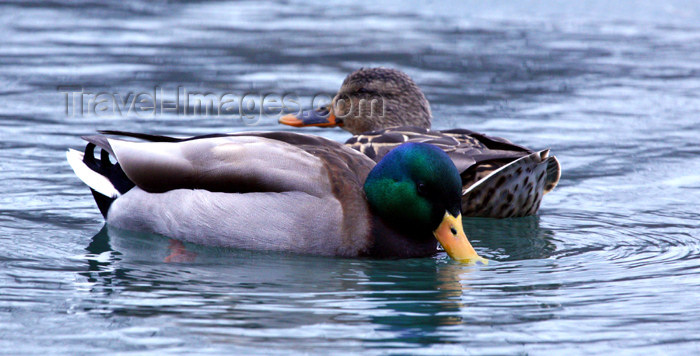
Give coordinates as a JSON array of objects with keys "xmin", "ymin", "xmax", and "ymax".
[
  {"xmin": 66, "ymin": 130, "xmax": 485, "ymax": 263},
  {"xmin": 279, "ymin": 68, "xmax": 561, "ymax": 218}
]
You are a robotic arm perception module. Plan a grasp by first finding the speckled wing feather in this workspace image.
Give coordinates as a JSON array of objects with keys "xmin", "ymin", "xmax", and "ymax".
[{"xmin": 462, "ymin": 150, "xmax": 553, "ymax": 217}]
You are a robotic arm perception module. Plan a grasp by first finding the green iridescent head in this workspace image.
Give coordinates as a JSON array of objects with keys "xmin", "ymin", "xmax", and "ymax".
[
  {"xmin": 364, "ymin": 142, "xmax": 461, "ymax": 231},
  {"xmin": 363, "ymin": 142, "xmax": 483, "ymax": 263}
]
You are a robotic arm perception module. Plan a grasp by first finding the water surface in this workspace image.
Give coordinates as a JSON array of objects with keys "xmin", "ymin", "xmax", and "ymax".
[{"xmin": 1, "ymin": 0, "xmax": 700, "ymax": 354}]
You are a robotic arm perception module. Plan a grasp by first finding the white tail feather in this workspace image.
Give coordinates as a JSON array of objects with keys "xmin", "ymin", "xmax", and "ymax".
[{"xmin": 66, "ymin": 149, "xmax": 120, "ymax": 198}]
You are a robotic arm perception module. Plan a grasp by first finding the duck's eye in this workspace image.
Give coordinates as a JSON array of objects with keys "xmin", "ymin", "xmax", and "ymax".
[{"xmin": 416, "ymin": 182, "xmax": 426, "ymax": 195}]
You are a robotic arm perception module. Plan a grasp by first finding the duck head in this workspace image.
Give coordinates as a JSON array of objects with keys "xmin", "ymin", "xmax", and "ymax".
[
  {"xmin": 364, "ymin": 142, "xmax": 485, "ymax": 264},
  {"xmin": 280, "ymin": 68, "xmax": 432, "ymax": 135}
]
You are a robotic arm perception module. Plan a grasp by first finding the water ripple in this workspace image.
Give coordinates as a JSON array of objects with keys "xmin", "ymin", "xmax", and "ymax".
[{"xmin": 2, "ymin": 0, "xmax": 700, "ymax": 354}]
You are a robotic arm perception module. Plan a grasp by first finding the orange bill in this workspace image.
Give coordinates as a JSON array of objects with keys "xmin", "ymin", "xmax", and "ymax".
[
  {"xmin": 433, "ymin": 212, "xmax": 487, "ymax": 264},
  {"xmin": 279, "ymin": 107, "xmax": 342, "ymax": 127}
]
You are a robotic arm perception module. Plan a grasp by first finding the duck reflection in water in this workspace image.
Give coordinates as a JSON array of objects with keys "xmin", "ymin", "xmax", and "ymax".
[
  {"xmin": 82, "ymin": 226, "xmax": 479, "ymax": 344},
  {"xmin": 359, "ymin": 216, "xmax": 557, "ymax": 348}
]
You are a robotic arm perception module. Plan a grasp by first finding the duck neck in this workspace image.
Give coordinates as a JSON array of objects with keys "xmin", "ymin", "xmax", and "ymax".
[{"xmin": 365, "ymin": 215, "xmax": 438, "ymax": 259}]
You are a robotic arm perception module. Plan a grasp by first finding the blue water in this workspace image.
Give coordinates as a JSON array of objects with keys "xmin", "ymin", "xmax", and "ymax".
[{"xmin": 1, "ymin": 0, "xmax": 700, "ymax": 354}]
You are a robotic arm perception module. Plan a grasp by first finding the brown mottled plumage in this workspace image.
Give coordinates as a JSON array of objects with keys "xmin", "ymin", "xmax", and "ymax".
[
  {"xmin": 280, "ymin": 68, "xmax": 561, "ymax": 218},
  {"xmin": 332, "ymin": 68, "xmax": 432, "ymax": 133}
]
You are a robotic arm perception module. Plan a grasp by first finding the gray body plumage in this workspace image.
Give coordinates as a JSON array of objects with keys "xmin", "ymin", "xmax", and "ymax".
[{"xmin": 108, "ymin": 188, "xmax": 346, "ymax": 255}]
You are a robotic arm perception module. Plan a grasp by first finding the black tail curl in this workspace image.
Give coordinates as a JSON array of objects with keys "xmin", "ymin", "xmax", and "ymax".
[{"xmin": 82, "ymin": 141, "xmax": 135, "ymax": 218}]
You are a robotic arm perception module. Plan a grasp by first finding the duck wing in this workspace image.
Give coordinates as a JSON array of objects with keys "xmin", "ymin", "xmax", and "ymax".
[
  {"xmin": 345, "ymin": 126, "xmax": 530, "ymax": 178},
  {"xmin": 96, "ymin": 130, "xmax": 375, "ymax": 197}
]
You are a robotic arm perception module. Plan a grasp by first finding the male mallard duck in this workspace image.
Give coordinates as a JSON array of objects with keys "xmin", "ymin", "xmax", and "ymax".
[
  {"xmin": 279, "ymin": 67, "xmax": 561, "ymax": 218},
  {"xmin": 66, "ymin": 130, "xmax": 485, "ymax": 263}
]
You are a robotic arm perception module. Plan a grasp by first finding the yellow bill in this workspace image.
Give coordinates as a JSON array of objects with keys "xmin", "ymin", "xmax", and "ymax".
[{"xmin": 433, "ymin": 212, "xmax": 488, "ymax": 265}]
